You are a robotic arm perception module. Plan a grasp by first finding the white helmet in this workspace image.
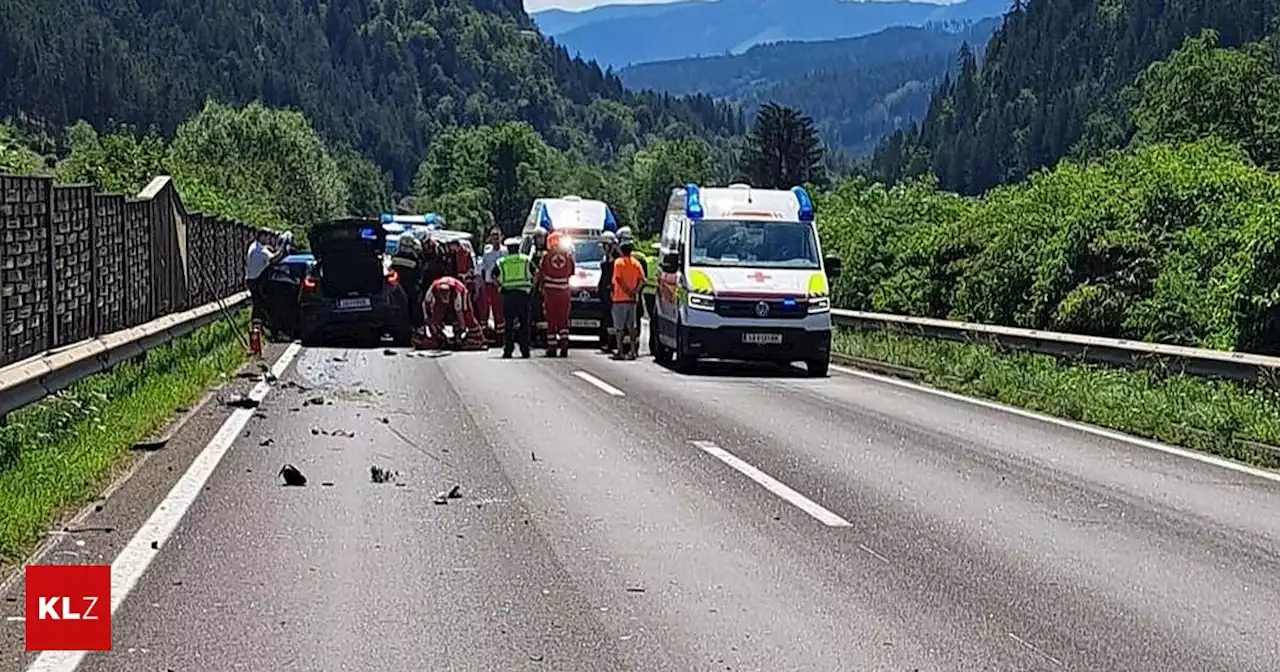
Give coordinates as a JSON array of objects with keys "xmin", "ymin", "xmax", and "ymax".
[
  {"xmin": 398, "ymin": 233, "xmax": 421, "ymax": 253},
  {"xmin": 616, "ymin": 226, "xmax": 634, "ymax": 243},
  {"xmin": 599, "ymin": 231, "xmax": 617, "ymax": 244}
]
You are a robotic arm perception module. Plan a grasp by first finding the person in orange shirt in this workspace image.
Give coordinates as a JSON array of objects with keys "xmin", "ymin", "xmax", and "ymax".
[{"xmin": 610, "ymin": 241, "xmax": 646, "ymax": 360}]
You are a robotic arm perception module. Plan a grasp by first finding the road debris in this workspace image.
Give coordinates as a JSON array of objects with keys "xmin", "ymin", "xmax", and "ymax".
[
  {"xmin": 321, "ymin": 481, "xmax": 335, "ymax": 487},
  {"xmin": 304, "ymin": 396, "xmax": 326, "ymax": 406},
  {"xmin": 446, "ymin": 484, "xmax": 462, "ymax": 499},
  {"xmin": 625, "ymin": 586, "xmax": 646, "ymax": 593},
  {"xmin": 433, "ymin": 491, "xmax": 449, "ymax": 505},
  {"xmin": 331, "ymin": 429, "xmax": 356, "ymax": 438},
  {"xmin": 383, "ymin": 349, "xmax": 397, "ymax": 356},
  {"xmin": 279, "ymin": 464, "xmax": 307, "ymax": 486},
  {"xmin": 531, "ymin": 451, "xmax": 538, "ymax": 461},
  {"xmin": 370, "ymin": 466, "xmax": 398, "ymax": 484},
  {"xmin": 222, "ymin": 394, "xmax": 259, "ymax": 409},
  {"xmin": 259, "ymin": 438, "xmax": 274, "ymax": 447},
  {"xmin": 377, "ymin": 416, "xmax": 389, "ymax": 424}
]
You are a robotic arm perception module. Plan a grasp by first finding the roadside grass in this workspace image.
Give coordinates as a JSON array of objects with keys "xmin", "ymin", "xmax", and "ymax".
[
  {"xmin": 833, "ymin": 328, "xmax": 1280, "ymax": 468},
  {"xmin": 0, "ymin": 310, "xmax": 250, "ymax": 567}
]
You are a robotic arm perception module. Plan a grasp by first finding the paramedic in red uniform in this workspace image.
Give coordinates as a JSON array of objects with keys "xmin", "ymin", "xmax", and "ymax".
[
  {"xmin": 417, "ymin": 276, "xmax": 487, "ymax": 350},
  {"xmin": 538, "ymin": 231, "xmax": 575, "ymax": 357}
]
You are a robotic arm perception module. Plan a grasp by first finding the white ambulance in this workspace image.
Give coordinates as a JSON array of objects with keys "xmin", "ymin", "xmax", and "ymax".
[
  {"xmin": 650, "ymin": 183, "xmax": 842, "ymax": 376},
  {"xmin": 520, "ymin": 195, "xmax": 621, "ymax": 346}
]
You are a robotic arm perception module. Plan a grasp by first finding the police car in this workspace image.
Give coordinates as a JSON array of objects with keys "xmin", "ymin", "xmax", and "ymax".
[{"xmin": 650, "ymin": 184, "xmax": 842, "ymax": 376}]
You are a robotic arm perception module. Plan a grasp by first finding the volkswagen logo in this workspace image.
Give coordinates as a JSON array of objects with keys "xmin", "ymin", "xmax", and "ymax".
[
  {"xmin": 754, "ymin": 301, "xmax": 770, "ymax": 317},
  {"xmin": 577, "ymin": 290, "xmax": 590, "ymax": 301}
]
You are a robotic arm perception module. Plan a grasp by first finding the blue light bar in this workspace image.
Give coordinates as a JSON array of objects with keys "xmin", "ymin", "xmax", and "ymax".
[
  {"xmin": 782, "ymin": 297, "xmax": 797, "ymax": 308},
  {"xmin": 359, "ymin": 227, "xmax": 377, "ymax": 240},
  {"xmin": 685, "ymin": 184, "xmax": 704, "ymax": 220},
  {"xmin": 538, "ymin": 203, "xmax": 553, "ymax": 230},
  {"xmin": 380, "ymin": 213, "xmax": 393, "ymax": 224},
  {"xmin": 792, "ymin": 187, "xmax": 814, "ymax": 222},
  {"xmin": 603, "ymin": 207, "xmax": 618, "ymax": 232}
]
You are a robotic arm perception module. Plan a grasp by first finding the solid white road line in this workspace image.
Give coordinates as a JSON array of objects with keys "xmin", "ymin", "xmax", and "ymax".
[
  {"xmin": 25, "ymin": 342, "xmax": 304, "ymax": 672},
  {"xmin": 573, "ymin": 370, "xmax": 625, "ymax": 397},
  {"xmin": 830, "ymin": 363, "xmax": 1280, "ymax": 485},
  {"xmin": 688, "ymin": 440, "xmax": 852, "ymax": 527}
]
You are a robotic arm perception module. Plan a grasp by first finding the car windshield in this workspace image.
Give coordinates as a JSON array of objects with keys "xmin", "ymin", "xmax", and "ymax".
[
  {"xmin": 570, "ymin": 237, "xmax": 605, "ymax": 268},
  {"xmin": 689, "ymin": 219, "xmax": 821, "ymax": 269}
]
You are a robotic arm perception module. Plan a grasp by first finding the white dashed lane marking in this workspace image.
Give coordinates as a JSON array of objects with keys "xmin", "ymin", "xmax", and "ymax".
[{"xmin": 688, "ymin": 439, "xmax": 852, "ymax": 527}]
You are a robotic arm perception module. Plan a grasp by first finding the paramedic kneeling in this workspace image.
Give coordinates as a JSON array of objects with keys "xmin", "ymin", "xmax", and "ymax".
[{"xmin": 610, "ymin": 241, "xmax": 645, "ymax": 360}]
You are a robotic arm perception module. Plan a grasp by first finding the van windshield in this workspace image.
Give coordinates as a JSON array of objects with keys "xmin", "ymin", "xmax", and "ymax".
[
  {"xmin": 568, "ymin": 237, "xmax": 604, "ymax": 268},
  {"xmin": 689, "ymin": 219, "xmax": 821, "ymax": 269}
]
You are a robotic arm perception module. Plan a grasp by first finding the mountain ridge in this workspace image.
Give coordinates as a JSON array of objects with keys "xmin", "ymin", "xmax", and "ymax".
[{"xmin": 538, "ymin": 0, "xmax": 1009, "ymax": 67}]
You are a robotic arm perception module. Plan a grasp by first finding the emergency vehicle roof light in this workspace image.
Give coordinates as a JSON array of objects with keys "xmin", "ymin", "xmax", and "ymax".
[
  {"xmin": 603, "ymin": 206, "xmax": 618, "ymax": 232},
  {"xmin": 380, "ymin": 213, "xmax": 393, "ymax": 223},
  {"xmin": 538, "ymin": 203, "xmax": 553, "ymax": 231},
  {"xmin": 792, "ymin": 187, "xmax": 815, "ymax": 222},
  {"xmin": 685, "ymin": 184, "xmax": 704, "ymax": 220}
]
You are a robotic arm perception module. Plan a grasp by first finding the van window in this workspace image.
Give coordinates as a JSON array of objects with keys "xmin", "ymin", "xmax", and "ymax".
[{"xmin": 688, "ymin": 220, "xmax": 821, "ymax": 269}]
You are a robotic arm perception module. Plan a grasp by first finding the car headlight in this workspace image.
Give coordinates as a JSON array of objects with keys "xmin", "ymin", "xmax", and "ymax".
[
  {"xmin": 808, "ymin": 297, "xmax": 830, "ymax": 313},
  {"xmin": 687, "ymin": 292, "xmax": 715, "ymax": 310}
]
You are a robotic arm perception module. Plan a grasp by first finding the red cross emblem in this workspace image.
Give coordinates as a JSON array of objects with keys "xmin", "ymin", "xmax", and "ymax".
[
  {"xmin": 551, "ymin": 254, "xmax": 566, "ymax": 269},
  {"xmin": 747, "ymin": 271, "xmax": 772, "ymax": 282}
]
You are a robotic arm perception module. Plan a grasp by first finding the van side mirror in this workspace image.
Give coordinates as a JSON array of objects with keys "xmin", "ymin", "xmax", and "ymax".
[
  {"xmin": 824, "ymin": 255, "xmax": 842, "ymax": 279},
  {"xmin": 660, "ymin": 250, "xmax": 680, "ymax": 273}
]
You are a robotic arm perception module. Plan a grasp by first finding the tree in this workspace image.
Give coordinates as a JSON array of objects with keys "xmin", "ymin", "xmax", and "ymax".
[
  {"xmin": 630, "ymin": 138, "xmax": 714, "ymax": 236},
  {"xmin": 738, "ymin": 103, "xmax": 827, "ymax": 189}
]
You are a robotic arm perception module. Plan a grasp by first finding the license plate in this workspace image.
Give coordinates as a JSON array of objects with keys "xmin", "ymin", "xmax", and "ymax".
[
  {"xmin": 336, "ymin": 297, "xmax": 371, "ymax": 310},
  {"xmin": 742, "ymin": 332, "xmax": 783, "ymax": 345},
  {"xmin": 571, "ymin": 319, "xmax": 600, "ymax": 328}
]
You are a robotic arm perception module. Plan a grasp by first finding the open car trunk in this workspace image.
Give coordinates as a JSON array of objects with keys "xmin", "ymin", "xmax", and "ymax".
[{"xmin": 309, "ymin": 219, "xmax": 387, "ymax": 296}]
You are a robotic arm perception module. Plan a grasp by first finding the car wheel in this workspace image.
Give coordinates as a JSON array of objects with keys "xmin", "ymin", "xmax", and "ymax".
[{"xmin": 805, "ymin": 358, "xmax": 830, "ymax": 378}]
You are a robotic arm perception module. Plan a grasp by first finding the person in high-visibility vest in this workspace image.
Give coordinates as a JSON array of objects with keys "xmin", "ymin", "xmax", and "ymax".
[
  {"xmin": 617, "ymin": 227, "xmax": 649, "ymax": 336},
  {"xmin": 495, "ymin": 237, "xmax": 534, "ymax": 359}
]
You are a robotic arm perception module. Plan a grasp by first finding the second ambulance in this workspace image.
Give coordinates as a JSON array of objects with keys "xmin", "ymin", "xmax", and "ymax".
[{"xmin": 650, "ymin": 183, "xmax": 842, "ymax": 376}]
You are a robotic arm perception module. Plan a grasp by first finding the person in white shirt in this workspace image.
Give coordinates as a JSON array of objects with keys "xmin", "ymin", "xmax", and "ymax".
[
  {"xmin": 245, "ymin": 230, "xmax": 286, "ymax": 331},
  {"xmin": 479, "ymin": 226, "xmax": 504, "ymax": 343}
]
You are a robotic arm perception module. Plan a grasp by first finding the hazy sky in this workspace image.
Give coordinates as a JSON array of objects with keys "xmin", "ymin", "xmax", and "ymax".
[{"xmin": 523, "ymin": 0, "xmax": 680, "ymax": 12}]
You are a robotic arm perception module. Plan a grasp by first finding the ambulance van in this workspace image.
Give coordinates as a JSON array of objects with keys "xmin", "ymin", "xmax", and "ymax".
[
  {"xmin": 521, "ymin": 195, "xmax": 621, "ymax": 346},
  {"xmin": 650, "ymin": 184, "xmax": 842, "ymax": 376}
]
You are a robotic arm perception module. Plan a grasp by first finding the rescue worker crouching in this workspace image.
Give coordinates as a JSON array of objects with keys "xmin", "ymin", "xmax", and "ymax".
[
  {"xmin": 390, "ymin": 233, "xmax": 426, "ymax": 340},
  {"xmin": 419, "ymin": 276, "xmax": 488, "ymax": 351},
  {"xmin": 495, "ymin": 237, "xmax": 534, "ymax": 358},
  {"xmin": 537, "ymin": 231, "xmax": 575, "ymax": 357}
]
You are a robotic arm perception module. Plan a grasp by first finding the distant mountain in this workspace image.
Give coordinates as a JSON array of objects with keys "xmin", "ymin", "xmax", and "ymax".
[
  {"xmin": 538, "ymin": 0, "xmax": 1010, "ymax": 68},
  {"xmin": 620, "ymin": 19, "xmax": 1001, "ymax": 157},
  {"xmin": 533, "ymin": 2, "xmax": 702, "ymax": 36}
]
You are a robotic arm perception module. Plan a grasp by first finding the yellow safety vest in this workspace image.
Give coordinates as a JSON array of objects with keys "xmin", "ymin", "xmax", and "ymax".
[
  {"xmin": 497, "ymin": 253, "xmax": 532, "ymax": 292},
  {"xmin": 631, "ymin": 250, "xmax": 656, "ymax": 295}
]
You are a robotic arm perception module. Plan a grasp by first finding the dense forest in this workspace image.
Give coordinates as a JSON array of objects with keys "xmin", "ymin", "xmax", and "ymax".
[
  {"xmin": 823, "ymin": 28, "xmax": 1280, "ymax": 353},
  {"xmin": 867, "ymin": 0, "xmax": 1280, "ymax": 195},
  {"xmin": 0, "ymin": 0, "xmax": 742, "ymax": 191},
  {"xmin": 619, "ymin": 20, "xmax": 1000, "ymax": 157}
]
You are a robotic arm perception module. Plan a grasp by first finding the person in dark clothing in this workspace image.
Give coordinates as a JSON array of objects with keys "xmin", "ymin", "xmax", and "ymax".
[
  {"xmin": 421, "ymin": 239, "xmax": 449, "ymax": 288},
  {"xmin": 389, "ymin": 233, "xmax": 426, "ymax": 334},
  {"xmin": 596, "ymin": 231, "xmax": 618, "ymax": 353}
]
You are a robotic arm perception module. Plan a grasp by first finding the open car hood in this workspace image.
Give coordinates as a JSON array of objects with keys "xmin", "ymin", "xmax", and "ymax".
[{"xmin": 308, "ymin": 218, "xmax": 386, "ymax": 259}]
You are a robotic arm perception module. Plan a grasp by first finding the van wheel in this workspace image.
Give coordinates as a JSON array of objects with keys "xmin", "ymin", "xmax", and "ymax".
[
  {"xmin": 673, "ymin": 323, "xmax": 698, "ymax": 373},
  {"xmin": 805, "ymin": 358, "xmax": 830, "ymax": 378},
  {"xmin": 651, "ymin": 325, "xmax": 671, "ymax": 364}
]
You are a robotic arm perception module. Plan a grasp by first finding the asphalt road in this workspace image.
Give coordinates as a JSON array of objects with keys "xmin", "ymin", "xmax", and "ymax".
[{"xmin": 6, "ymin": 335, "xmax": 1280, "ymax": 671}]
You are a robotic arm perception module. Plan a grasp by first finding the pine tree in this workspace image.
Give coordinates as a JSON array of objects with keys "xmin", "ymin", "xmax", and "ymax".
[{"xmin": 738, "ymin": 103, "xmax": 827, "ymax": 189}]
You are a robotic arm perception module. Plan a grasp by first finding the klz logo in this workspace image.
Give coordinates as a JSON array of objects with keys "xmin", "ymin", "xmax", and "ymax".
[{"xmin": 25, "ymin": 565, "xmax": 111, "ymax": 651}]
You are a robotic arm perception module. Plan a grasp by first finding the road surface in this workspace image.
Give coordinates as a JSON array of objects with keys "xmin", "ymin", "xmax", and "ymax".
[{"xmin": 4, "ymin": 337, "xmax": 1280, "ymax": 671}]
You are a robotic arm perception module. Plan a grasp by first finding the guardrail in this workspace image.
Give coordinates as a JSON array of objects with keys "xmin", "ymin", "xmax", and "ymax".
[
  {"xmin": 0, "ymin": 292, "xmax": 249, "ymax": 418},
  {"xmin": 831, "ymin": 309, "xmax": 1280, "ymax": 382}
]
